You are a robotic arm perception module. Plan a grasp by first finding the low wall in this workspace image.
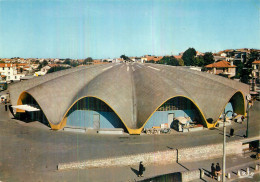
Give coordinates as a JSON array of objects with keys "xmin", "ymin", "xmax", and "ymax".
[
  {"xmin": 58, "ymin": 150, "xmax": 177, "ymax": 170},
  {"xmin": 181, "ymin": 170, "xmax": 200, "ymax": 182},
  {"xmin": 58, "ymin": 141, "xmax": 243, "ymax": 171},
  {"xmin": 178, "ymin": 141, "xmax": 243, "ymax": 162}
]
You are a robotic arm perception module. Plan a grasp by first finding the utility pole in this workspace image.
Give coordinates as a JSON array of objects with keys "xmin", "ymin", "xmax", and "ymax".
[
  {"xmin": 223, "ymin": 110, "xmax": 233, "ymax": 182},
  {"xmin": 246, "ymin": 94, "xmax": 251, "ymax": 138}
]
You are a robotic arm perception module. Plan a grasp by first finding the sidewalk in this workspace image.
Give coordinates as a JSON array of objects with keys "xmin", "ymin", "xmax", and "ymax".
[{"xmin": 52, "ymin": 153, "xmax": 259, "ymax": 182}]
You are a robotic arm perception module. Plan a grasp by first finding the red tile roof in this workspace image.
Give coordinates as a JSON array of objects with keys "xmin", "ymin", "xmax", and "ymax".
[
  {"xmin": 174, "ymin": 55, "xmax": 182, "ymax": 59},
  {"xmin": 205, "ymin": 60, "xmax": 236, "ymax": 68},
  {"xmin": 0, "ymin": 63, "xmax": 16, "ymax": 67},
  {"xmin": 252, "ymin": 60, "xmax": 260, "ymax": 64},
  {"xmin": 146, "ymin": 56, "xmax": 163, "ymax": 62}
]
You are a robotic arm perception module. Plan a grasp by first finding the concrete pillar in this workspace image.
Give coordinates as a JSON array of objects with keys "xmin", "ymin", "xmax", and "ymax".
[
  {"xmin": 217, "ymin": 175, "xmax": 221, "ymax": 181},
  {"xmin": 247, "ymin": 167, "xmax": 250, "ymax": 175},
  {"xmin": 200, "ymin": 169, "xmax": 204, "ymax": 178},
  {"xmin": 255, "ymin": 164, "xmax": 259, "ymax": 171},
  {"xmin": 237, "ymin": 170, "xmax": 241, "ymax": 177},
  {"xmin": 230, "ymin": 60, "xmax": 233, "ymax": 66},
  {"xmin": 227, "ymin": 173, "xmax": 231, "ymax": 179}
]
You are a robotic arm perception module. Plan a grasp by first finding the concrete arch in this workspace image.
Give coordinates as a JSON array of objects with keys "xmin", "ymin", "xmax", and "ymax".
[
  {"xmin": 10, "ymin": 64, "xmax": 250, "ymax": 135},
  {"xmin": 217, "ymin": 90, "xmax": 246, "ymax": 120},
  {"xmin": 140, "ymin": 95, "xmax": 210, "ymax": 132},
  {"xmin": 52, "ymin": 96, "xmax": 132, "ymax": 133},
  {"xmin": 16, "ymin": 91, "xmax": 50, "ymax": 126}
]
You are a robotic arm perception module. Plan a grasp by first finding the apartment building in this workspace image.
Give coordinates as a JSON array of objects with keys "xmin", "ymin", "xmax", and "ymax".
[{"xmin": 0, "ymin": 63, "xmax": 25, "ymax": 82}]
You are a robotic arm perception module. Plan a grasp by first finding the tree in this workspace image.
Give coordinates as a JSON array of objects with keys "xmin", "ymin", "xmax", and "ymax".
[
  {"xmin": 70, "ymin": 61, "xmax": 79, "ymax": 67},
  {"xmin": 42, "ymin": 60, "xmax": 48, "ymax": 67},
  {"xmin": 240, "ymin": 68, "xmax": 251, "ymax": 84},
  {"xmin": 19, "ymin": 67, "xmax": 23, "ymax": 73},
  {"xmin": 178, "ymin": 58, "xmax": 184, "ymax": 66},
  {"xmin": 182, "ymin": 48, "xmax": 196, "ymax": 66},
  {"xmin": 233, "ymin": 60, "xmax": 244, "ymax": 79},
  {"xmin": 47, "ymin": 66, "xmax": 70, "ymax": 74},
  {"xmin": 83, "ymin": 57, "xmax": 93, "ymax": 65},
  {"xmin": 37, "ymin": 63, "xmax": 43, "ymax": 70},
  {"xmin": 239, "ymin": 50, "xmax": 260, "ymax": 83},
  {"xmin": 194, "ymin": 56, "xmax": 205, "ymax": 67},
  {"xmin": 3, "ymin": 83, "xmax": 7, "ymax": 90},
  {"xmin": 247, "ymin": 50, "xmax": 260, "ymax": 67},
  {"xmin": 146, "ymin": 60, "xmax": 155, "ymax": 63},
  {"xmin": 120, "ymin": 55, "xmax": 131, "ymax": 61},
  {"xmin": 157, "ymin": 56, "xmax": 180, "ymax": 66},
  {"xmin": 64, "ymin": 58, "xmax": 71, "ymax": 65},
  {"xmin": 203, "ymin": 52, "xmax": 214, "ymax": 66}
]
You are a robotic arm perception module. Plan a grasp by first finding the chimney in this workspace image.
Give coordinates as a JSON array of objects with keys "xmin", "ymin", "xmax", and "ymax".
[{"xmin": 230, "ymin": 60, "xmax": 233, "ymax": 66}]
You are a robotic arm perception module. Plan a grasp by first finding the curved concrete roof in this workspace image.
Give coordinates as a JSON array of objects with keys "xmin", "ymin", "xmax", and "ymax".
[{"xmin": 9, "ymin": 63, "xmax": 249, "ymax": 134}]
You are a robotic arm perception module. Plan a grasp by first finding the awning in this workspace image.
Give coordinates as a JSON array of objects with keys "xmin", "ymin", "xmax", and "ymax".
[
  {"xmin": 12, "ymin": 105, "xmax": 40, "ymax": 112},
  {"xmin": 175, "ymin": 117, "xmax": 190, "ymax": 124}
]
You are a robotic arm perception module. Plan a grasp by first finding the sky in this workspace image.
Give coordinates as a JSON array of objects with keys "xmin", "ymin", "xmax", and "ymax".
[{"xmin": 0, "ymin": 0, "xmax": 259, "ymax": 59}]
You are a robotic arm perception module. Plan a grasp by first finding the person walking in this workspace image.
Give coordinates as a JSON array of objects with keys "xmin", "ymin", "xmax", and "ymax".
[
  {"xmin": 138, "ymin": 161, "xmax": 144, "ymax": 177},
  {"xmin": 216, "ymin": 163, "xmax": 221, "ymax": 177},
  {"xmin": 230, "ymin": 128, "xmax": 234, "ymax": 137},
  {"xmin": 211, "ymin": 163, "xmax": 216, "ymax": 179}
]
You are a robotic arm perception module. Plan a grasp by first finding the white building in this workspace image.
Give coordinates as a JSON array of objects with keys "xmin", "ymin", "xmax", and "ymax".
[
  {"xmin": 141, "ymin": 57, "xmax": 147, "ymax": 63},
  {"xmin": 252, "ymin": 60, "xmax": 260, "ymax": 83},
  {"xmin": 220, "ymin": 53, "xmax": 227, "ymax": 57},
  {"xmin": 0, "ymin": 63, "xmax": 25, "ymax": 82}
]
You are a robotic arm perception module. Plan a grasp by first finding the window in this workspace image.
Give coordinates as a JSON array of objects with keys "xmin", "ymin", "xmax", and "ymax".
[
  {"xmin": 8, "ymin": 72, "xmax": 10, "ymax": 75},
  {"xmin": 15, "ymin": 76, "xmax": 17, "ymax": 79}
]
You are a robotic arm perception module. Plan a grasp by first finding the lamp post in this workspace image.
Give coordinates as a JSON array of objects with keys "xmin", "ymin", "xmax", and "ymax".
[
  {"xmin": 246, "ymin": 94, "xmax": 251, "ymax": 138},
  {"xmin": 222, "ymin": 110, "xmax": 233, "ymax": 182}
]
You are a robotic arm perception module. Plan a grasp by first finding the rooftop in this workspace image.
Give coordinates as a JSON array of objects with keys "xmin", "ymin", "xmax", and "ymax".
[
  {"xmin": 252, "ymin": 60, "xmax": 260, "ymax": 64},
  {"xmin": 205, "ymin": 60, "xmax": 236, "ymax": 68}
]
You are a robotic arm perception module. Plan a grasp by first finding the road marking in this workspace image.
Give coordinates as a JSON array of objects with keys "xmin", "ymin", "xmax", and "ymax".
[
  {"xmin": 148, "ymin": 66, "xmax": 160, "ymax": 71},
  {"xmin": 137, "ymin": 65, "xmax": 142, "ymax": 68},
  {"xmin": 132, "ymin": 67, "xmax": 135, "ymax": 72},
  {"xmin": 103, "ymin": 66, "xmax": 113, "ymax": 71},
  {"xmin": 127, "ymin": 66, "xmax": 129, "ymax": 71}
]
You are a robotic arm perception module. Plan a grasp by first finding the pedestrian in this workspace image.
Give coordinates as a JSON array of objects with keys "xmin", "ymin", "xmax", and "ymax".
[
  {"xmin": 216, "ymin": 163, "xmax": 221, "ymax": 177},
  {"xmin": 211, "ymin": 163, "xmax": 215, "ymax": 179},
  {"xmin": 138, "ymin": 161, "xmax": 145, "ymax": 177},
  {"xmin": 241, "ymin": 115, "xmax": 244, "ymax": 122},
  {"xmin": 230, "ymin": 128, "xmax": 234, "ymax": 137}
]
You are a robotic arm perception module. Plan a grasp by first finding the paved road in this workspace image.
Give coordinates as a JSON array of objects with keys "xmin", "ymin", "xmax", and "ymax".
[{"xmin": 0, "ymin": 100, "xmax": 259, "ymax": 181}]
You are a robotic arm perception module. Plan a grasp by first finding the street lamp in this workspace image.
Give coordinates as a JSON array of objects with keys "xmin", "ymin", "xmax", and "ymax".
[
  {"xmin": 245, "ymin": 94, "xmax": 251, "ymax": 138},
  {"xmin": 222, "ymin": 110, "xmax": 233, "ymax": 182}
]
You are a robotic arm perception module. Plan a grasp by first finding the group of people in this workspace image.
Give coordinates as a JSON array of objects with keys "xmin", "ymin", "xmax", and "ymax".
[
  {"xmin": 211, "ymin": 163, "xmax": 221, "ymax": 179},
  {"xmin": 138, "ymin": 161, "xmax": 223, "ymax": 179}
]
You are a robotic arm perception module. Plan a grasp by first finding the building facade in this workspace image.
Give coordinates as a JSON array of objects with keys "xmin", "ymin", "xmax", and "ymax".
[
  {"xmin": 9, "ymin": 63, "xmax": 249, "ymax": 134},
  {"xmin": 0, "ymin": 63, "xmax": 25, "ymax": 82},
  {"xmin": 205, "ymin": 60, "xmax": 236, "ymax": 78}
]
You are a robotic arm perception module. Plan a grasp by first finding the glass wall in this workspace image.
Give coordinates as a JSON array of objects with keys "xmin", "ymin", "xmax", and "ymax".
[
  {"xmin": 66, "ymin": 97, "xmax": 125, "ymax": 130},
  {"xmin": 145, "ymin": 97, "xmax": 203, "ymax": 129}
]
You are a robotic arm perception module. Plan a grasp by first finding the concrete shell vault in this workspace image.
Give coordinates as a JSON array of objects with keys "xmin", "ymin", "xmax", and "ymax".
[{"xmin": 9, "ymin": 63, "xmax": 249, "ymax": 134}]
